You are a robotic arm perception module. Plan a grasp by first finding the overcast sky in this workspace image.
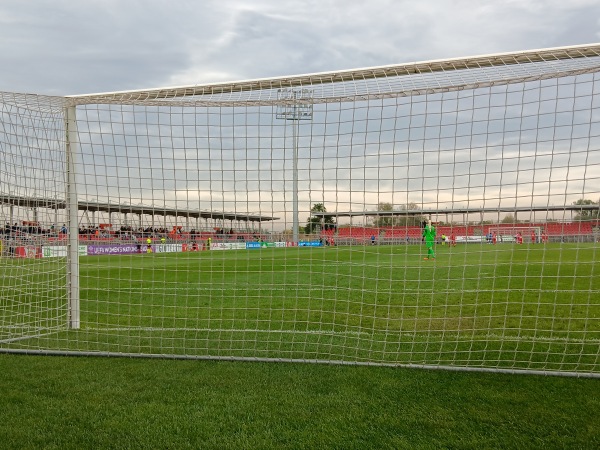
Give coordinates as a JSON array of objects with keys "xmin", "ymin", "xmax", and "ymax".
[
  {"xmin": 2, "ymin": 0, "xmax": 600, "ymax": 229},
  {"xmin": 1, "ymin": 0, "xmax": 600, "ymax": 96}
]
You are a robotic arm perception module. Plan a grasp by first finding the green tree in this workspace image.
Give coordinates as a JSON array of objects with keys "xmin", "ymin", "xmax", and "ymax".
[
  {"xmin": 305, "ymin": 203, "xmax": 336, "ymax": 234},
  {"xmin": 573, "ymin": 199, "xmax": 599, "ymax": 221},
  {"xmin": 502, "ymin": 214, "xmax": 516, "ymax": 224},
  {"xmin": 396, "ymin": 203, "xmax": 425, "ymax": 227},
  {"xmin": 372, "ymin": 202, "xmax": 394, "ymax": 227},
  {"xmin": 372, "ymin": 202, "xmax": 425, "ymax": 227}
]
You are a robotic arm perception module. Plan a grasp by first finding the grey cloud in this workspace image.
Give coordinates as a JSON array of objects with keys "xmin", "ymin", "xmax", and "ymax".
[{"xmin": 2, "ymin": 0, "xmax": 600, "ymax": 95}]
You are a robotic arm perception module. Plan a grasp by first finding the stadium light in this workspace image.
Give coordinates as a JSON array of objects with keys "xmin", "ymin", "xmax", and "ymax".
[{"xmin": 277, "ymin": 88, "xmax": 313, "ymax": 244}]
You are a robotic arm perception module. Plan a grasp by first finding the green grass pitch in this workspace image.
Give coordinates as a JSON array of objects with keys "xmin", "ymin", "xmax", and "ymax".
[
  {"xmin": 1, "ymin": 243, "xmax": 599, "ymax": 448},
  {"xmin": 0, "ymin": 353, "xmax": 598, "ymax": 449},
  {"xmin": 2, "ymin": 242, "xmax": 599, "ymax": 374}
]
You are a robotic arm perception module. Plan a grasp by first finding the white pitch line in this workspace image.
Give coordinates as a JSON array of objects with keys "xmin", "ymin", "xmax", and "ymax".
[
  {"xmin": 83, "ymin": 326, "xmax": 370, "ymax": 336},
  {"xmin": 78, "ymin": 327, "xmax": 600, "ymax": 344}
]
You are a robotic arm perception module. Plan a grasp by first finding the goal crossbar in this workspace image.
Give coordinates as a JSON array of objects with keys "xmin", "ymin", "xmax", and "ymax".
[{"xmin": 67, "ymin": 43, "xmax": 600, "ymax": 104}]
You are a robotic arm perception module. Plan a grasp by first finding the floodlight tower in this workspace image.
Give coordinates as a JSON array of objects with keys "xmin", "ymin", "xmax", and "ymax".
[{"xmin": 276, "ymin": 88, "xmax": 313, "ymax": 244}]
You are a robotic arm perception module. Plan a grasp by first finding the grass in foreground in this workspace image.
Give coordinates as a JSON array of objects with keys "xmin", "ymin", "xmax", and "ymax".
[{"xmin": 0, "ymin": 353, "xmax": 598, "ymax": 449}]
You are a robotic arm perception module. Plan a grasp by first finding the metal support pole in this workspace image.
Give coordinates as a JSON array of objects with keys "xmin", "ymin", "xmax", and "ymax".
[
  {"xmin": 292, "ymin": 112, "xmax": 299, "ymax": 244},
  {"xmin": 276, "ymin": 88, "xmax": 313, "ymax": 245},
  {"xmin": 65, "ymin": 106, "xmax": 80, "ymax": 329}
]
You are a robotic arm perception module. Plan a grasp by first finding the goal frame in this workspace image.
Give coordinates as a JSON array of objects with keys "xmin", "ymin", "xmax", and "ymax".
[{"xmin": 1, "ymin": 42, "xmax": 600, "ymax": 377}]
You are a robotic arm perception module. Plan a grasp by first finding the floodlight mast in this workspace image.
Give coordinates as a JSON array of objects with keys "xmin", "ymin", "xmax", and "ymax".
[{"xmin": 276, "ymin": 89, "xmax": 313, "ymax": 244}]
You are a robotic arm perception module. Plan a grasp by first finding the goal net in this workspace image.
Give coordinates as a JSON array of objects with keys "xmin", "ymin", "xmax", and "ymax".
[{"xmin": 1, "ymin": 44, "xmax": 600, "ymax": 377}]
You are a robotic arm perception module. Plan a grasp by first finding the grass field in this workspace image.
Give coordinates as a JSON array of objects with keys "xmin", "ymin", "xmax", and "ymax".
[
  {"xmin": 0, "ymin": 353, "xmax": 598, "ymax": 449},
  {"xmin": 1, "ymin": 242, "xmax": 599, "ymax": 448},
  {"xmin": 2, "ymin": 242, "xmax": 599, "ymax": 374}
]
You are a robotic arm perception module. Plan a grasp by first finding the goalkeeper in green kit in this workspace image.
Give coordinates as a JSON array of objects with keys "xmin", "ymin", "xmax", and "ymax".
[{"xmin": 422, "ymin": 220, "xmax": 436, "ymax": 260}]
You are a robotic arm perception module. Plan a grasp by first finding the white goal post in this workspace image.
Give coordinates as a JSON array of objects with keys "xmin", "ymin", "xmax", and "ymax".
[{"xmin": 1, "ymin": 44, "xmax": 600, "ymax": 377}]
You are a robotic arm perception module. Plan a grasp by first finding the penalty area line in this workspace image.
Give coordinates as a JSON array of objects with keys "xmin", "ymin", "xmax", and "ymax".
[
  {"xmin": 80, "ymin": 327, "xmax": 600, "ymax": 344},
  {"xmin": 84, "ymin": 326, "xmax": 371, "ymax": 337}
]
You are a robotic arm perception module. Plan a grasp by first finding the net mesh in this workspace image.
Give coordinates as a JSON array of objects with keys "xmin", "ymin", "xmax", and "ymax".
[{"xmin": 1, "ymin": 45, "xmax": 600, "ymax": 376}]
